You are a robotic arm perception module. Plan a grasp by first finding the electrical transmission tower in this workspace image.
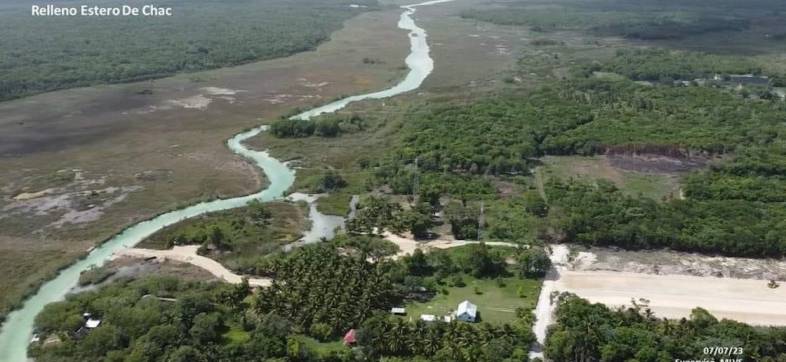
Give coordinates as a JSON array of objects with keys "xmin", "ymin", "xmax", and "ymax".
[
  {"xmin": 412, "ymin": 157, "xmax": 420, "ymax": 204},
  {"xmin": 477, "ymin": 201, "xmax": 484, "ymax": 241}
]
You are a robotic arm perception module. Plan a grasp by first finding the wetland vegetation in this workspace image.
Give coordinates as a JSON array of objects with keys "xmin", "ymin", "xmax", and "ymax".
[
  {"xmin": 461, "ymin": 0, "xmax": 786, "ymax": 53},
  {"xmin": 138, "ymin": 201, "xmax": 307, "ymax": 275},
  {"xmin": 9, "ymin": 0, "xmax": 786, "ymax": 359}
]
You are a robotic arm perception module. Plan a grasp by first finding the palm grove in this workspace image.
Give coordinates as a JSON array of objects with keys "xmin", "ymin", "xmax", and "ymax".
[{"xmin": 31, "ymin": 240, "xmax": 549, "ymax": 361}]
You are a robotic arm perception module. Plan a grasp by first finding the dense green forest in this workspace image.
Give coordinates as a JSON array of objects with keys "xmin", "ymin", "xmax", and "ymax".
[
  {"xmin": 462, "ymin": 7, "xmax": 748, "ymax": 40},
  {"xmin": 546, "ymin": 294, "xmax": 786, "ymax": 361},
  {"xmin": 271, "ymin": 114, "xmax": 367, "ymax": 138},
  {"xmin": 545, "ymin": 179, "xmax": 786, "ymax": 257},
  {"xmin": 31, "ymin": 242, "xmax": 544, "ymax": 361},
  {"xmin": 581, "ymin": 49, "xmax": 764, "ymax": 82},
  {"xmin": 363, "ymin": 48, "xmax": 786, "ymax": 257},
  {"xmin": 0, "ymin": 0, "xmax": 375, "ymax": 101},
  {"xmin": 374, "ymin": 74, "xmax": 785, "ymax": 181},
  {"xmin": 461, "ymin": 0, "xmax": 786, "ymax": 43},
  {"xmin": 30, "ymin": 276, "xmax": 265, "ymax": 361},
  {"xmin": 684, "ymin": 146, "xmax": 786, "ymax": 203},
  {"xmin": 356, "ymin": 313, "xmax": 531, "ymax": 361},
  {"xmin": 371, "ymin": 77, "xmax": 786, "ymax": 191}
]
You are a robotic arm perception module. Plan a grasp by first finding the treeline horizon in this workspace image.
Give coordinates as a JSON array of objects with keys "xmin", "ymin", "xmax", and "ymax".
[{"xmin": 0, "ymin": 0, "xmax": 377, "ymax": 102}]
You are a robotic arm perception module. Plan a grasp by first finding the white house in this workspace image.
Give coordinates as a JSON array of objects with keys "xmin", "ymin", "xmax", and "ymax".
[
  {"xmin": 85, "ymin": 318, "xmax": 102, "ymax": 329},
  {"xmin": 420, "ymin": 314, "xmax": 436, "ymax": 322},
  {"xmin": 455, "ymin": 300, "xmax": 477, "ymax": 322},
  {"xmin": 391, "ymin": 307, "xmax": 406, "ymax": 315}
]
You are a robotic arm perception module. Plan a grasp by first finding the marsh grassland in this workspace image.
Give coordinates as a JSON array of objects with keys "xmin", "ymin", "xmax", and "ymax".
[{"xmin": 0, "ymin": 6, "xmax": 409, "ymax": 319}]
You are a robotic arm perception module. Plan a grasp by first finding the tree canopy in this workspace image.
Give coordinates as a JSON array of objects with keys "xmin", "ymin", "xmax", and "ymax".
[
  {"xmin": 0, "ymin": 0, "xmax": 377, "ymax": 101},
  {"xmin": 546, "ymin": 294, "xmax": 786, "ymax": 361}
]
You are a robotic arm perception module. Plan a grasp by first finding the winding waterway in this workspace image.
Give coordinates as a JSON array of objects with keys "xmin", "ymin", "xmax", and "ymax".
[{"xmin": 0, "ymin": 1, "xmax": 449, "ymax": 360}]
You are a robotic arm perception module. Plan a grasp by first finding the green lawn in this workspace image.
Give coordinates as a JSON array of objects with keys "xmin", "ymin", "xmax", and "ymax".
[
  {"xmin": 313, "ymin": 170, "xmax": 371, "ymax": 216},
  {"xmin": 294, "ymin": 335, "xmax": 349, "ymax": 357},
  {"xmin": 222, "ymin": 326, "xmax": 250, "ymax": 345},
  {"xmin": 404, "ymin": 275, "xmax": 541, "ymax": 325}
]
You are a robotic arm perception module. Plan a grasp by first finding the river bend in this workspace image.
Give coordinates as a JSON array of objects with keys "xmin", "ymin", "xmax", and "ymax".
[{"xmin": 0, "ymin": 1, "xmax": 448, "ymax": 360}]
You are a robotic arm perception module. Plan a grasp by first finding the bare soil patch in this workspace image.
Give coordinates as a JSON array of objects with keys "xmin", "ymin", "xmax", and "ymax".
[
  {"xmin": 607, "ymin": 153, "xmax": 709, "ymax": 174},
  {"xmin": 72, "ymin": 256, "xmax": 219, "ymax": 294},
  {"xmin": 539, "ymin": 155, "xmax": 684, "ymax": 200},
  {"xmin": 568, "ymin": 246, "xmax": 786, "ymax": 281},
  {"xmin": 556, "ymin": 270, "xmax": 786, "ymax": 326},
  {"xmin": 116, "ymin": 246, "xmax": 272, "ymax": 287}
]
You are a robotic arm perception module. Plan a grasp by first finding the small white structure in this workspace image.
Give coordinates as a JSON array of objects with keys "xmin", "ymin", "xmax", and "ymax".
[
  {"xmin": 420, "ymin": 314, "xmax": 436, "ymax": 322},
  {"xmin": 455, "ymin": 300, "xmax": 477, "ymax": 322},
  {"xmin": 391, "ymin": 307, "xmax": 406, "ymax": 315},
  {"xmin": 443, "ymin": 315, "xmax": 453, "ymax": 322},
  {"xmin": 85, "ymin": 318, "xmax": 102, "ymax": 329}
]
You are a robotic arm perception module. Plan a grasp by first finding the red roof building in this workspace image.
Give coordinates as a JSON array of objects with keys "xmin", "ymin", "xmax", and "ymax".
[{"xmin": 343, "ymin": 329, "xmax": 357, "ymax": 346}]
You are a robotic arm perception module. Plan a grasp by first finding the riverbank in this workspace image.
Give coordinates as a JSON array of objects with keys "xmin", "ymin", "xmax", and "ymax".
[
  {"xmin": 0, "ymin": 5, "xmax": 410, "ymax": 323},
  {"xmin": 114, "ymin": 246, "xmax": 272, "ymax": 287},
  {"xmin": 0, "ymin": 2, "xmax": 449, "ymax": 360}
]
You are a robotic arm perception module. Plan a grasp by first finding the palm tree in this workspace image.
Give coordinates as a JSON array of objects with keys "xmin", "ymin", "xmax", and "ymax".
[
  {"xmin": 423, "ymin": 325, "xmax": 442, "ymax": 356},
  {"xmin": 388, "ymin": 319, "xmax": 410, "ymax": 355},
  {"xmin": 410, "ymin": 320, "xmax": 428, "ymax": 355}
]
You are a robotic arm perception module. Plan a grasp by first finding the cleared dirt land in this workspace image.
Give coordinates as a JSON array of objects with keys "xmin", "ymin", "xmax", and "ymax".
[
  {"xmin": 556, "ymin": 270, "xmax": 786, "ymax": 326},
  {"xmin": 115, "ymin": 245, "xmax": 272, "ymax": 287},
  {"xmin": 0, "ymin": 8, "xmax": 409, "ymax": 318},
  {"xmin": 530, "ymin": 245, "xmax": 786, "ymax": 359},
  {"xmin": 383, "ymin": 231, "xmax": 520, "ymax": 259}
]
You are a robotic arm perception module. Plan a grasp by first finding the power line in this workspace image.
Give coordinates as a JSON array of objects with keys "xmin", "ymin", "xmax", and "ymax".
[
  {"xmin": 412, "ymin": 156, "xmax": 420, "ymax": 203},
  {"xmin": 478, "ymin": 200, "xmax": 485, "ymax": 241}
]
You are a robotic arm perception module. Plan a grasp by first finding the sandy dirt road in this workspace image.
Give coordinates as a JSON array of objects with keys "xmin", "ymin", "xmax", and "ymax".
[
  {"xmin": 120, "ymin": 237, "xmax": 786, "ymax": 328},
  {"xmin": 115, "ymin": 231, "xmax": 519, "ymax": 290},
  {"xmin": 116, "ymin": 245, "xmax": 271, "ymax": 287},
  {"xmin": 382, "ymin": 231, "xmax": 522, "ymax": 259}
]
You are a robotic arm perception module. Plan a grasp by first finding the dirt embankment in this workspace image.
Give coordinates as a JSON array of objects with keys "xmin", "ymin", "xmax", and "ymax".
[
  {"xmin": 553, "ymin": 245, "xmax": 786, "ymax": 326},
  {"xmin": 383, "ymin": 231, "xmax": 522, "ymax": 260},
  {"xmin": 556, "ymin": 270, "xmax": 786, "ymax": 326},
  {"xmin": 115, "ymin": 245, "xmax": 271, "ymax": 287},
  {"xmin": 605, "ymin": 151, "xmax": 710, "ymax": 173},
  {"xmin": 569, "ymin": 246, "xmax": 786, "ymax": 281},
  {"xmin": 530, "ymin": 244, "xmax": 786, "ymax": 361}
]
